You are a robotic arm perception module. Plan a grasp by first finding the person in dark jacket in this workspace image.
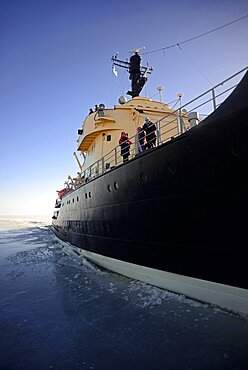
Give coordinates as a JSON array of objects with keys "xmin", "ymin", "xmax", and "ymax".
[
  {"xmin": 119, "ymin": 132, "xmax": 132, "ymax": 162},
  {"xmin": 142, "ymin": 117, "xmax": 156, "ymax": 149}
]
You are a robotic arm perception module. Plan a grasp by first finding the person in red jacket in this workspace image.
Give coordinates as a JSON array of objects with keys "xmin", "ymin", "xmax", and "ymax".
[{"xmin": 119, "ymin": 132, "xmax": 132, "ymax": 163}]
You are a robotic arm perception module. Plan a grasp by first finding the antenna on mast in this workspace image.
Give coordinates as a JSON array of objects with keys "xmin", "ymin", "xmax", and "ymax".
[
  {"xmin": 157, "ymin": 86, "xmax": 165, "ymax": 102},
  {"xmin": 111, "ymin": 47, "xmax": 153, "ymax": 98},
  {"xmin": 128, "ymin": 46, "xmax": 146, "ymax": 53}
]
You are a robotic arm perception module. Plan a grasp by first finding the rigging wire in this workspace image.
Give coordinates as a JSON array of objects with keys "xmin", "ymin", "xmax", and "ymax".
[
  {"xmin": 177, "ymin": 44, "xmax": 214, "ymax": 86},
  {"xmin": 112, "ymin": 15, "xmax": 247, "ymax": 102},
  {"xmin": 142, "ymin": 14, "xmax": 248, "ymax": 56},
  {"xmin": 121, "ymin": 71, "xmax": 129, "ymax": 96},
  {"xmin": 171, "ymin": 98, "xmax": 180, "ymax": 109},
  {"xmin": 149, "ymin": 91, "xmax": 160, "ymax": 99},
  {"xmin": 113, "ymin": 69, "xmax": 126, "ymax": 102}
]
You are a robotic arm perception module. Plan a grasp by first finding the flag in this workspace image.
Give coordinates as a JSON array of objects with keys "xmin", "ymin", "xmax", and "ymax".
[{"xmin": 112, "ymin": 65, "xmax": 118, "ymax": 77}]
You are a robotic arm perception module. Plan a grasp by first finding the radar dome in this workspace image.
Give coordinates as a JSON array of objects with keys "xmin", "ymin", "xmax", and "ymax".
[{"xmin": 118, "ymin": 96, "xmax": 127, "ymax": 105}]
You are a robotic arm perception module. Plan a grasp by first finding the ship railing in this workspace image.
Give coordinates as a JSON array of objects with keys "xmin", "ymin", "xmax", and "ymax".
[{"xmin": 73, "ymin": 66, "xmax": 247, "ymax": 187}]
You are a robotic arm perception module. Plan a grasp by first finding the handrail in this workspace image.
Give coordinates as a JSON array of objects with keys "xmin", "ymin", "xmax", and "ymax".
[
  {"xmin": 65, "ymin": 66, "xmax": 248, "ymax": 190},
  {"xmin": 179, "ymin": 66, "xmax": 248, "ymax": 111}
]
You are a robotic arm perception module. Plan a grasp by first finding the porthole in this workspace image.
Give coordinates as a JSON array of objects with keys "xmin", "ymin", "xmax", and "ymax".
[
  {"xmin": 168, "ymin": 165, "xmax": 176, "ymax": 175},
  {"xmin": 77, "ymin": 197, "xmax": 79, "ymax": 202},
  {"xmin": 85, "ymin": 193, "xmax": 88, "ymax": 199},
  {"xmin": 107, "ymin": 184, "xmax": 111, "ymax": 192},
  {"xmin": 231, "ymin": 143, "xmax": 240, "ymax": 157},
  {"xmin": 114, "ymin": 182, "xmax": 118, "ymax": 190},
  {"xmin": 73, "ymin": 198, "xmax": 74, "ymax": 203},
  {"xmin": 89, "ymin": 192, "xmax": 92, "ymax": 198},
  {"xmin": 140, "ymin": 172, "xmax": 147, "ymax": 182}
]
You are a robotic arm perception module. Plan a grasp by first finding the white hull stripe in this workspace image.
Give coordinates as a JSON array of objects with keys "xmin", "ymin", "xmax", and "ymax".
[{"xmin": 56, "ymin": 237, "xmax": 248, "ymax": 316}]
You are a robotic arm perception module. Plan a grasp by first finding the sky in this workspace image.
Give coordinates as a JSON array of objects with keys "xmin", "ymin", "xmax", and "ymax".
[{"xmin": 0, "ymin": 0, "xmax": 248, "ymax": 216}]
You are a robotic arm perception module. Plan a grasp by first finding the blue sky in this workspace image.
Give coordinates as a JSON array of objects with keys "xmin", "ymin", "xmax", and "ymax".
[{"xmin": 0, "ymin": 0, "xmax": 248, "ymax": 216}]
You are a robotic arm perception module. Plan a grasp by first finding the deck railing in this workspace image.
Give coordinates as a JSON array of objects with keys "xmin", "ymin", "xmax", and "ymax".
[{"xmin": 68, "ymin": 66, "xmax": 248, "ymax": 189}]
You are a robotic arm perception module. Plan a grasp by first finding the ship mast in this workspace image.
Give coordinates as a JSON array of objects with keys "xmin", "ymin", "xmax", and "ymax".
[{"xmin": 111, "ymin": 48, "xmax": 153, "ymax": 98}]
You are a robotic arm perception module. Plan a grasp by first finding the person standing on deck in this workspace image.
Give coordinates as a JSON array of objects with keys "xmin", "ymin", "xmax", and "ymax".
[
  {"xmin": 137, "ymin": 126, "xmax": 145, "ymax": 152},
  {"xmin": 142, "ymin": 117, "xmax": 156, "ymax": 149},
  {"xmin": 119, "ymin": 132, "xmax": 132, "ymax": 163}
]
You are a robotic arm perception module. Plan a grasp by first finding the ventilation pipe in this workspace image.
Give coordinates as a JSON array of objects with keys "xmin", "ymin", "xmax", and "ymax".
[{"xmin": 188, "ymin": 112, "xmax": 200, "ymax": 128}]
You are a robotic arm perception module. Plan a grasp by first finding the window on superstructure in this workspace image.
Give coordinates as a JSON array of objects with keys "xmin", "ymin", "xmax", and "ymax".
[{"xmin": 107, "ymin": 135, "xmax": 111, "ymax": 142}]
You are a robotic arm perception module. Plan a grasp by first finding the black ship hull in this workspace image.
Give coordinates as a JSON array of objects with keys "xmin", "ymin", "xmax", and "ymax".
[{"xmin": 52, "ymin": 71, "xmax": 248, "ymax": 312}]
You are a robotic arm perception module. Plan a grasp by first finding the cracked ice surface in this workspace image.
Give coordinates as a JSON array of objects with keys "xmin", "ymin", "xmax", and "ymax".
[{"xmin": 0, "ymin": 217, "xmax": 248, "ymax": 370}]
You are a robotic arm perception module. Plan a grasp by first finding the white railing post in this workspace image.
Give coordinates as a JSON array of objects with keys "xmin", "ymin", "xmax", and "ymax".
[
  {"xmin": 176, "ymin": 110, "xmax": 180, "ymax": 134},
  {"xmin": 135, "ymin": 134, "xmax": 139, "ymax": 155},
  {"xmin": 96, "ymin": 160, "xmax": 99, "ymax": 176},
  {"xmin": 157, "ymin": 121, "xmax": 161, "ymax": 145},
  {"xmin": 211, "ymin": 88, "xmax": 217, "ymax": 110},
  {"xmin": 177, "ymin": 92, "xmax": 184, "ymax": 134},
  {"xmin": 102, "ymin": 157, "xmax": 105, "ymax": 174}
]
